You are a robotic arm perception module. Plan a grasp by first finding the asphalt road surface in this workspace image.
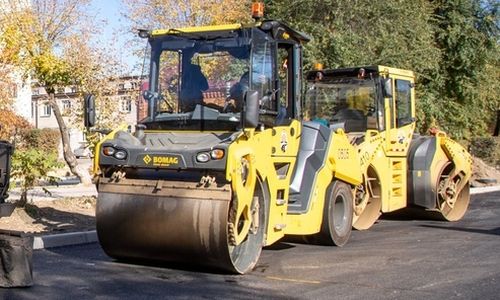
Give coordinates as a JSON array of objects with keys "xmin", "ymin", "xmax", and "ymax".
[{"xmin": 3, "ymin": 192, "xmax": 499, "ymax": 299}]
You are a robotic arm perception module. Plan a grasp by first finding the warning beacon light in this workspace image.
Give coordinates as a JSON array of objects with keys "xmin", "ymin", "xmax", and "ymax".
[{"xmin": 252, "ymin": 1, "xmax": 264, "ymax": 20}]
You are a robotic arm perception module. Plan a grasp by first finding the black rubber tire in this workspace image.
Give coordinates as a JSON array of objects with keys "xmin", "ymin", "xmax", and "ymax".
[{"xmin": 316, "ymin": 181, "xmax": 353, "ymax": 247}]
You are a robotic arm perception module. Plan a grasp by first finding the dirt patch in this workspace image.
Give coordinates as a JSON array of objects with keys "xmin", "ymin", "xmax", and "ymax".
[
  {"xmin": 471, "ymin": 157, "xmax": 500, "ymax": 187},
  {"xmin": 0, "ymin": 197, "xmax": 95, "ymax": 236}
]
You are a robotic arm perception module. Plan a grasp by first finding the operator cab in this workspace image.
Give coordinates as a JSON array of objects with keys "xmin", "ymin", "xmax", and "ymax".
[
  {"xmin": 304, "ymin": 66, "xmax": 415, "ymax": 135},
  {"xmin": 140, "ymin": 21, "xmax": 310, "ymax": 131},
  {"xmin": 304, "ymin": 67, "xmax": 386, "ymax": 133}
]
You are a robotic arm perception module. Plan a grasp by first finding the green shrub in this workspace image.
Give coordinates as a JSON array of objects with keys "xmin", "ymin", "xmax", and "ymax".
[
  {"xmin": 10, "ymin": 148, "xmax": 64, "ymax": 206},
  {"xmin": 23, "ymin": 128, "xmax": 60, "ymax": 154}
]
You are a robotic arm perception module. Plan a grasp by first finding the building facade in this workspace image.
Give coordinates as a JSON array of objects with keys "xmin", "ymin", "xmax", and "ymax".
[{"xmin": 31, "ymin": 76, "xmax": 145, "ymax": 154}]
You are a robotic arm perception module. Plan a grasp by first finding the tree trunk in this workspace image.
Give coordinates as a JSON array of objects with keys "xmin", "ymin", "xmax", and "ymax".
[
  {"xmin": 48, "ymin": 93, "xmax": 92, "ymax": 185},
  {"xmin": 17, "ymin": 190, "xmax": 27, "ymax": 208},
  {"xmin": 494, "ymin": 110, "xmax": 500, "ymax": 136}
]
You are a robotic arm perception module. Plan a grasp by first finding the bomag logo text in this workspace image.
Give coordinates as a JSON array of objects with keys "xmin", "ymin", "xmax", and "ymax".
[{"xmin": 152, "ymin": 156, "xmax": 179, "ymax": 166}]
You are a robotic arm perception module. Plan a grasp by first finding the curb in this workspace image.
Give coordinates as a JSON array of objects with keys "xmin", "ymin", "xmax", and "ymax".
[
  {"xmin": 33, "ymin": 230, "xmax": 97, "ymax": 250},
  {"xmin": 470, "ymin": 185, "xmax": 500, "ymax": 195}
]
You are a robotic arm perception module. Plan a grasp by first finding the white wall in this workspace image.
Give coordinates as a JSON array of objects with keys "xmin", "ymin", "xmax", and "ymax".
[{"xmin": 12, "ymin": 73, "xmax": 32, "ymax": 122}]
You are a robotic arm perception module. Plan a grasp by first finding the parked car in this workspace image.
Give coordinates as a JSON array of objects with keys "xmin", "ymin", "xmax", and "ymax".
[{"xmin": 74, "ymin": 144, "xmax": 93, "ymax": 158}]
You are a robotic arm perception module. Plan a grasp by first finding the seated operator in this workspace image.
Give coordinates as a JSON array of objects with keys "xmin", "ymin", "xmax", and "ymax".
[
  {"xmin": 224, "ymin": 71, "xmax": 249, "ymax": 112},
  {"xmin": 179, "ymin": 62, "xmax": 209, "ymax": 111}
]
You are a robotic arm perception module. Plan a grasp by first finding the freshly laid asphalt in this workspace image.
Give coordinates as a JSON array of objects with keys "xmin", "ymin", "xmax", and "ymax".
[
  {"xmin": 18, "ymin": 185, "xmax": 500, "ymax": 250},
  {"xmin": 1, "ymin": 189, "xmax": 499, "ymax": 299}
]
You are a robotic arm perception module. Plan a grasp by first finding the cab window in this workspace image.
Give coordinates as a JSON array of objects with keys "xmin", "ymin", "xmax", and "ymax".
[
  {"xmin": 277, "ymin": 44, "xmax": 293, "ymax": 124},
  {"xmin": 251, "ymin": 32, "xmax": 274, "ymax": 111},
  {"xmin": 395, "ymin": 79, "xmax": 412, "ymax": 127}
]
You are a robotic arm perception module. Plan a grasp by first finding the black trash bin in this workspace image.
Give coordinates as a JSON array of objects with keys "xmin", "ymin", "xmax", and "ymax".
[
  {"xmin": 0, "ymin": 139, "xmax": 32, "ymax": 287},
  {"xmin": 0, "ymin": 230, "xmax": 33, "ymax": 287},
  {"xmin": 0, "ymin": 140, "xmax": 13, "ymax": 206}
]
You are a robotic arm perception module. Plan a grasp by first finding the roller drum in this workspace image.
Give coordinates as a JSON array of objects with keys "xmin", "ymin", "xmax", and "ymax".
[
  {"xmin": 96, "ymin": 178, "xmax": 264, "ymax": 274},
  {"xmin": 98, "ymin": 193, "xmax": 232, "ymax": 268}
]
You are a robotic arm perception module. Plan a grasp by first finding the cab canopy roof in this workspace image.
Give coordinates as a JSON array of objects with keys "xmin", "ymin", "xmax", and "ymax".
[{"xmin": 148, "ymin": 20, "xmax": 311, "ymax": 44}]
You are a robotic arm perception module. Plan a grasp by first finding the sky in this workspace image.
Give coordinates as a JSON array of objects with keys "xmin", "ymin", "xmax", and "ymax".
[{"xmin": 89, "ymin": 0, "xmax": 142, "ymax": 75}]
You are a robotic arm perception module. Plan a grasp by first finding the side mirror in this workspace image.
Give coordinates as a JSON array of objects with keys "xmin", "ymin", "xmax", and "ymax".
[
  {"xmin": 84, "ymin": 94, "xmax": 96, "ymax": 128},
  {"xmin": 244, "ymin": 90, "xmax": 259, "ymax": 128},
  {"xmin": 142, "ymin": 90, "xmax": 155, "ymax": 101},
  {"xmin": 382, "ymin": 78, "xmax": 393, "ymax": 98}
]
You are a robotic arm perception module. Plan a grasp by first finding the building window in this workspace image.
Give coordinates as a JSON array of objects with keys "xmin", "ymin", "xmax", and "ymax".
[
  {"xmin": 71, "ymin": 86, "xmax": 77, "ymax": 93},
  {"xmin": 62, "ymin": 100, "xmax": 71, "ymax": 112},
  {"xmin": 41, "ymin": 103, "xmax": 52, "ymax": 117},
  {"xmin": 118, "ymin": 83, "xmax": 125, "ymax": 90},
  {"xmin": 119, "ymin": 96, "xmax": 132, "ymax": 113}
]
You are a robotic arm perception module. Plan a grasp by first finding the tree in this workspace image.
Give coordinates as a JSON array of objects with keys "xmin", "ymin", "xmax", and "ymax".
[
  {"xmin": 122, "ymin": 0, "xmax": 252, "ymax": 30},
  {"xmin": 265, "ymin": 0, "xmax": 499, "ymax": 139},
  {"xmin": 265, "ymin": 1, "xmax": 438, "ymax": 72},
  {"xmin": 0, "ymin": 1, "xmax": 28, "ymax": 110},
  {"xmin": 0, "ymin": 110, "xmax": 32, "ymax": 141},
  {"xmin": 0, "ymin": 0, "xmax": 128, "ymax": 185},
  {"xmin": 0, "ymin": 67, "xmax": 16, "ymax": 110},
  {"xmin": 424, "ymin": 0, "xmax": 500, "ymax": 139}
]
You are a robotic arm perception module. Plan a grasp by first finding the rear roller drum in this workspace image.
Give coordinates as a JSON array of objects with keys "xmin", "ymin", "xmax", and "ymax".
[
  {"xmin": 353, "ymin": 167, "xmax": 382, "ymax": 230},
  {"xmin": 435, "ymin": 162, "xmax": 470, "ymax": 221}
]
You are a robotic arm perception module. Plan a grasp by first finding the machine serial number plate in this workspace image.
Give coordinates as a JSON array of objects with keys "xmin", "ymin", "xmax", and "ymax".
[{"xmin": 138, "ymin": 154, "xmax": 185, "ymax": 168}]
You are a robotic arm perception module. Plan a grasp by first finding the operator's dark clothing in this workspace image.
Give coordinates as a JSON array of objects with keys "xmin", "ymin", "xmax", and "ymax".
[
  {"xmin": 227, "ymin": 72, "xmax": 249, "ymax": 112},
  {"xmin": 180, "ymin": 64, "xmax": 209, "ymax": 111}
]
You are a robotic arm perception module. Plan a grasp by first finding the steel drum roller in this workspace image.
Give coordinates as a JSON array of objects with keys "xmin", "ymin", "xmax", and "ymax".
[{"xmin": 96, "ymin": 178, "xmax": 264, "ymax": 273}]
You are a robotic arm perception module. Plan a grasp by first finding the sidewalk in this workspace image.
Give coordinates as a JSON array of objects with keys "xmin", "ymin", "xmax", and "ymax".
[
  {"xmin": 471, "ymin": 185, "xmax": 500, "ymax": 194},
  {"xmin": 8, "ymin": 184, "xmax": 97, "ymax": 202},
  {"xmin": 6, "ymin": 183, "xmax": 98, "ymax": 250}
]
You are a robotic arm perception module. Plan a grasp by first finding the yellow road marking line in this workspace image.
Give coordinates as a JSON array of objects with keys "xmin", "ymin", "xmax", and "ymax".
[{"xmin": 266, "ymin": 276, "xmax": 321, "ymax": 284}]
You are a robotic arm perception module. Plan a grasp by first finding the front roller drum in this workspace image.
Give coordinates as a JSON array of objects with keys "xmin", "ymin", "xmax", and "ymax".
[{"xmin": 96, "ymin": 179, "xmax": 265, "ymax": 274}]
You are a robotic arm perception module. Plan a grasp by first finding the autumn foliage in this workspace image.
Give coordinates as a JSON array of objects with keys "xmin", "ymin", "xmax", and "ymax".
[
  {"xmin": 123, "ymin": 0, "xmax": 253, "ymax": 29},
  {"xmin": 0, "ymin": 110, "xmax": 32, "ymax": 142}
]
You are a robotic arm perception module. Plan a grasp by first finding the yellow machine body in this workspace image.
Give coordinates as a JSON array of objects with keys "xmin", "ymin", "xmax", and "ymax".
[{"xmin": 89, "ymin": 20, "xmax": 472, "ymax": 274}]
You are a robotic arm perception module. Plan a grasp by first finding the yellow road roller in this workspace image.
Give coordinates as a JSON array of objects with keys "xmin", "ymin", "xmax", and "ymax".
[{"xmin": 84, "ymin": 15, "xmax": 472, "ymax": 274}]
